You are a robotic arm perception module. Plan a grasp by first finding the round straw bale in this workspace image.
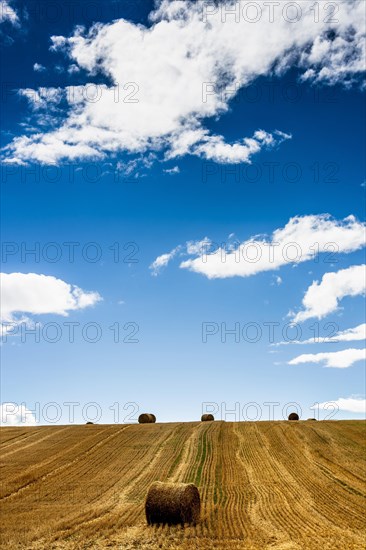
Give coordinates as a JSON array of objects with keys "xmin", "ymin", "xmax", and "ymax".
[
  {"xmin": 201, "ymin": 414, "xmax": 214, "ymax": 422},
  {"xmin": 288, "ymin": 412, "xmax": 299, "ymax": 421},
  {"xmin": 307, "ymin": 418, "xmax": 317, "ymax": 421},
  {"xmin": 86, "ymin": 421, "xmax": 94, "ymax": 424},
  {"xmin": 145, "ymin": 481, "xmax": 200, "ymax": 526},
  {"xmin": 138, "ymin": 413, "xmax": 156, "ymax": 424}
]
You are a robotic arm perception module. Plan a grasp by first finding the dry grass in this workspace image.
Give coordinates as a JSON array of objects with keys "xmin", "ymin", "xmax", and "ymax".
[{"xmin": 0, "ymin": 421, "xmax": 365, "ymax": 549}]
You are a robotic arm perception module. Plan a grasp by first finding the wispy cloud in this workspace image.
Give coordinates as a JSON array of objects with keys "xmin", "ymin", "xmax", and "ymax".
[
  {"xmin": 311, "ymin": 397, "xmax": 366, "ymax": 414},
  {"xmin": 271, "ymin": 275, "xmax": 283, "ymax": 286},
  {"xmin": 149, "ymin": 238, "xmax": 212, "ymax": 276},
  {"xmin": 163, "ymin": 166, "xmax": 180, "ymax": 175},
  {"xmin": 151, "ymin": 215, "xmax": 366, "ymax": 279},
  {"xmin": 274, "ymin": 323, "xmax": 366, "ymax": 346},
  {"xmin": 150, "ymin": 247, "xmax": 182, "ymax": 276},
  {"xmin": 289, "ymin": 348, "xmax": 365, "ymax": 369}
]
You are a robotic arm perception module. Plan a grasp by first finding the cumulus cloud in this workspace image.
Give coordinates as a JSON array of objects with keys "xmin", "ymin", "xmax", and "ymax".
[
  {"xmin": 0, "ymin": 1, "xmax": 18, "ymax": 25},
  {"xmin": 292, "ymin": 264, "xmax": 366, "ymax": 322},
  {"xmin": 18, "ymin": 87, "xmax": 64, "ymax": 112},
  {"xmin": 289, "ymin": 348, "xmax": 365, "ymax": 369},
  {"xmin": 186, "ymin": 238, "xmax": 212, "ymax": 256},
  {"xmin": 0, "ymin": 273, "xmax": 102, "ymax": 328},
  {"xmin": 167, "ymin": 127, "xmax": 291, "ymax": 164},
  {"xmin": 68, "ymin": 63, "xmax": 80, "ymax": 75},
  {"xmin": 300, "ymin": 31, "xmax": 366, "ymax": 87},
  {"xmin": 275, "ymin": 323, "xmax": 366, "ymax": 346},
  {"xmin": 0, "ymin": 403, "xmax": 36, "ymax": 426},
  {"xmin": 194, "ymin": 129, "xmax": 290, "ymax": 164},
  {"xmin": 311, "ymin": 397, "xmax": 366, "ymax": 414},
  {"xmin": 33, "ymin": 63, "xmax": 46, "ymax": 73},
  {"xmin": 164, "ymin": 214, "xmax": 366, "ymax": 279},
  {"xmin": 2, "ymin": 0, "xmax": 365, "ymax": 165}
]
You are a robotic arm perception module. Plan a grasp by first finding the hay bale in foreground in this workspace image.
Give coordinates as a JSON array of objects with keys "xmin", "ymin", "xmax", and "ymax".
[
  {"xmin": 288, "ymin": 412, "xmax": 299, "ymax": 421},
  {"xmin": 145, "ymin": 481, "xmax": 200, "ymax": 526},
  {"xmin": 201, "ymin": 414, "xmax": 214, "ymax": 422},
  {"xmin": 138, "ymin": 413, "xmax": 156, "ymax": 424}
]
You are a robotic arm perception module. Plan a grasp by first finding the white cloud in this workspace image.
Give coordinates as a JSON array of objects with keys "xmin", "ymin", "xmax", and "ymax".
[
  {"xmin": 115, "ymin": 154, "xmax": 156, "ymax": 178},
  {"xmin": 68, "ymin": 63, "xmax": 80, "ymax": 74},
  {"xmin": 150, "ymin": 247, "xmax": 182, "ymax": 276},
  {"xmin": 0, "ymin": 1, "xmax": 18, "ymax": 25},
  {"xmin": 300, "ymin": 29, "xmax": 366, "ymax": 87},
  {"xmin": 289, "ymin": 348, "xmax": 365, "ymax": 369},
  {"xmin": 322, "ymin": 323, "xmax": 366, "ymax": 342},
  {"xmin": 186, "ymin": 238, "xmax": 211, "ymax": 256},
  {"xmin": 275, "ymin": 323, "xmax": 366, "ymax": 346},
  {"xmin": 0, "ymin": 315, "xmax": 34, "ymax": 340},
  {"xmin": 2, "ymin": 0, "xmax": 365, "ymax": 164},
  {"xmin": 33, "ymin": 63, "xmax": 46, "ymax": 73},
  {"xmin": 164, "ymin": 166, "xmax": 180, "ymax": 175},
  {"xmin": 168, "ymin": 128, "xmax": 291, "ymax": 164},
  {"xmin": 177, "ymin": 215, "xmax": 365, "ymax": 279},
  {"xmin": 292, "ymin": 264, "xmax": 366, "ymax": 322},
  {"xmin": 50, "ymin": 35, "xmax": 67, "ymax": 51},
  {"xmin": 195, "ymin": 129, "xmax": 290, "ymax": 164},
  {"xmin": 0, "ymin": 273, "xmax": 102, "ymax": 325},
  {"xmin": 150, "ymin": 238, "xmax": 213, "ymax": 275},
  {"xmin": 311, "ymin": 397, "xmax": 366, "ymax": 414},
  {"xmin": 18, "ymin": 87, "xmax": 64, "ymax": 112},
  {"xmin": 0, "ymin": 403, "xmax": 36, "ymax": 426}
]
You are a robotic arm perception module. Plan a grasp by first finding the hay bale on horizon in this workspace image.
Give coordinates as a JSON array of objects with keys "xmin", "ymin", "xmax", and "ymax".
[
  {"xmin": 201, "ymin": 414, "xmax": 214, "ymax": 422},
  {"xmin": 307, "ymin": 418, "xmax": 317, "ymax": 421},
  {"xmin": 86, "ymin": 421, "xmax": 94, "ymax": 425},
  {"xmin": 145, "ymin": 481, "xmax": 200, "ymax": 526},
  {"xmin": 138, "ymin": 413, "xmax": 156, "ymax": 424},
  {"xmin": 288, "ymin": 412, "xmax": 299, "ymax": 421}
]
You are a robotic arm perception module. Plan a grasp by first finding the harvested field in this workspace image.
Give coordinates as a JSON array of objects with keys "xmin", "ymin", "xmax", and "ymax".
[{"xmin": 0, "ymin": 421, "xmax": 365, "ymax": 549}]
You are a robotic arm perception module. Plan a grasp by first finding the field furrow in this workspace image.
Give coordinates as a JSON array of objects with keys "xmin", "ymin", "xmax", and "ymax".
[{"xmin": 1, "ymin": 421, "xmax": 365, "ymax": 549}]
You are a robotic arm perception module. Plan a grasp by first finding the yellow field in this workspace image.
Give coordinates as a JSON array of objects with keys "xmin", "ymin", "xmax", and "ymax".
[{"xmin": 1, "ymin": 421, "xmax": 365, "ymax": 549}]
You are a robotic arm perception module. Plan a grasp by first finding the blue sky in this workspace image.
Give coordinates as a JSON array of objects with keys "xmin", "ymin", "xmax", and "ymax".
[{"xmin": 1, "ymin": 0, "xmax": 365, "ymax": 425}]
